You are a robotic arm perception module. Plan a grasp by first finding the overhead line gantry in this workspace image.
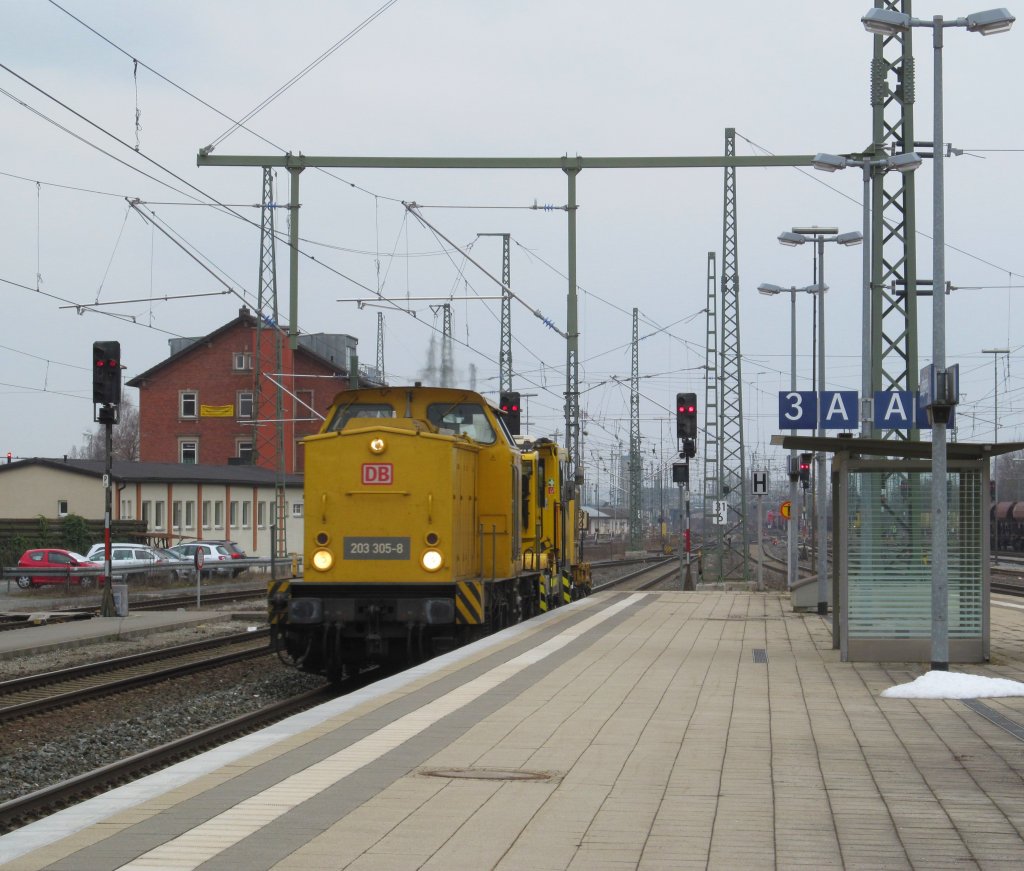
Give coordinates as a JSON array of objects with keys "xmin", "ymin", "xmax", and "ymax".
[{"xmin": 197, "ymin": 149, "xmax": 815, "ymax": 513}]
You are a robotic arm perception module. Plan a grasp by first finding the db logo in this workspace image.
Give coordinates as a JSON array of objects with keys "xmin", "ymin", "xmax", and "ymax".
[{"xmin": 362, "ymin": 463, "xmax": 393, "ymax": 485}]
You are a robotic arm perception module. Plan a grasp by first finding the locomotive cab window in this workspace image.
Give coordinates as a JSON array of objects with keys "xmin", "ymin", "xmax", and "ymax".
[
  {"xmin": 326, "ymin": 402, "xmax": 396, "ymax": 432},
  {"xmin": 427, "ymin": 402, "xmax": 496, "ymax": 444}
]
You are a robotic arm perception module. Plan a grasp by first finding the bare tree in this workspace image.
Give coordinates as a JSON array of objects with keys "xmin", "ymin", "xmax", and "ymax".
[{"xmin": 69, "ymin": 397, "xmax": 140, "ymax": 461}]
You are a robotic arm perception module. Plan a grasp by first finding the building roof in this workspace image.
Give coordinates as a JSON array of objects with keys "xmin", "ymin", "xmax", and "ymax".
[
  {"xmin": 772, "ymin": 434, "xmax": 1024, "ymax": 460},
  {"xmin": 0, "ymin": 457, "xmax": 303, "ymax": 487},
  {"xmin": 126, "ymin": 307, "xmax": 349, "ymax": 387}
]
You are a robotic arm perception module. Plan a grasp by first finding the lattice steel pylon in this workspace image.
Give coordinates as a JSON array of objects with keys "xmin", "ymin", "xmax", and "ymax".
[
  {"xmin": 719, "ymin": 128, "xmax": 748, "ymax": 580},
  {"xmin": 429, "ymin": 303, "xmax": 454, "ymax": 387},
  {"xmin": 499, "ymin": 234, "xmax": 512, "ymax": 393},
  {"xmin": 870, "ymin": 0, "xmax": 920, "ymax": 422},
  {"xmin": 701, "ymin": 252, "xmax": 722, "ymax": 563},
  {"xmin": 441, "ymin": 303, "xmax": 453, "ymax": 387},
  {"xmin": 376, "ymin": 312, "xmax": 385, "ymax": 384},
  {"xmin": 254, "ymin": 167, "xmax": 287, "ymax": 558},
  {"xmin": 629, "ymin": 308, "xmax": 642, "ymax": 550}
]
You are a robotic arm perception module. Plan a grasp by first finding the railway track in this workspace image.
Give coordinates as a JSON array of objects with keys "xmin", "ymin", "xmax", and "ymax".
[
  {"xmin": 592, "ymin": 557, "xmax": 680, "ymax": 591},
  {"xmin": 0, "ymin": 630, "xmax": 270, "ymax": 724},
  {"xmin": 0, "ymin": 683, "xmax": 335, "ymax": 834}
]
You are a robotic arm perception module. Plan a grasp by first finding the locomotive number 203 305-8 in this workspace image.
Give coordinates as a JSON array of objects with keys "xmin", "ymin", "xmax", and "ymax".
[{"xmin": 343, "ymin": 536, "xmax": 411, "ymax": 560}]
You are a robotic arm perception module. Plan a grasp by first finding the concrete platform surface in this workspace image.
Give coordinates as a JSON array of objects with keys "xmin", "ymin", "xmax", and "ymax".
[{"xmin": 1, "ymin": 590, "xmax": 1023, "ymax": 870}]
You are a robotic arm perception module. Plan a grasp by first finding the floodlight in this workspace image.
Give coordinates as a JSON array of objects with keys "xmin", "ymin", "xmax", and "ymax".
[
  {"xmin": 965, "ymin": 8, "xmax": 1015, "ymax": 34},
  {"xmin": 777, "ymin": 232, "xmax": 807, "ymax": 247},
  {"xmin": 811, "ymin": 153, "xmax": 848, "ymax": 172},
  {"xmin": 888, "ymin": 151, "xmax": 923, "ymax": 172},
  {"xmin": 862, "ymin": 7, "xmax": 911, "ymax": 35},
  {"xmin": 757, "ymin": 284, "xmax": 783, "ymax": 295},
  {"xmin": 836, "ymin": 231, "xmax": 864, "ymax": 247}
]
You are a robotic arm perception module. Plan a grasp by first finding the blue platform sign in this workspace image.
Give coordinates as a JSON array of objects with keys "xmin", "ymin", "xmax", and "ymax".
[
  {"xmin": 778, "ymin": 389, "xmax": 954, "ymax": 431},
  {"xmin": 875, "ymin": 390, "xmax": 916, "ymax": 429},
  {"xmin": 819, "ymin": 391, "xmax": 858, "ymax": 430},
  {"xmin": 778, "ymin": 391, "xmax": 858, "ymax": 430},
  {"xmin": 778, "ymin": 391, "xmax": 817, "ymax": 429}
]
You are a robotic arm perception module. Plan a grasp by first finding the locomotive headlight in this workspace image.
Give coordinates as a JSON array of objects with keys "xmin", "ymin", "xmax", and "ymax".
[
  {"xmin": 420, "ymin": 549, "xmax": 443, "ymax": 572},
  {"xmin": 369, "ymin": 437, "xmax": 386, "ymax": 454},
  {"xmin": 311, "ymin": 548, "xmax": 334, "ymax": 572}
]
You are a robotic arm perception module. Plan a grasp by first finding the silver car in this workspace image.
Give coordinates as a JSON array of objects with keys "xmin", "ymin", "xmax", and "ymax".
[{"xmin": 85, "ymin": 543, "xmax": 179, "ymax": 582}]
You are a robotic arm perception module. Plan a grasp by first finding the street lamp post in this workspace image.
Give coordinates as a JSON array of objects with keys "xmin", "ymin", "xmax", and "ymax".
[
  {"xmin": 779, "ymin": 227, "xmax": 863, "ymax": 615},
  {"xmin": 862, "ymin": 4, "xmax": 1014, "ymax": 671},
  {"xmin": 758, "ymin": 282, "xmax": 820, "ymax": 592}
]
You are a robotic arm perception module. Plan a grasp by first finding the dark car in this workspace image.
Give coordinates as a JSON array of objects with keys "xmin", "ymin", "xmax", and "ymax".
[{"xmin": 15, "ymin": 549, "xmax": 105, "ymax": 589}]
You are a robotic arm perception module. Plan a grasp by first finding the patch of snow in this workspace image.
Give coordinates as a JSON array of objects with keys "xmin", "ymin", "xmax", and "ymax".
[{"xmin": 881, "ymin": 671, "xmax": 1024, "ymax": 699}]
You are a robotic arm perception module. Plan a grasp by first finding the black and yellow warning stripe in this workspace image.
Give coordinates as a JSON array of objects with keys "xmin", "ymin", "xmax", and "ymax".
[
  {"xmin": 455, "ymin": 580, "xmax": 484, "ymax": 625},
  {"xmin": 267, "ymin": 578, "xmax": 290, "ymax": 625}
]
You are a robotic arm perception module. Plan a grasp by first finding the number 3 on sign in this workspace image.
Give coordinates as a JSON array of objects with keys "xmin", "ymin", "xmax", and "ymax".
[{"xmin": 778, "ymin": 391, "xmax": 817, "ymax": 429}]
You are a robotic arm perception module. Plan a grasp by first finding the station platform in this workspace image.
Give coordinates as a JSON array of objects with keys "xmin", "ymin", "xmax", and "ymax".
[
  {"xmin": 2, "ymin": 590, "xmax": 1024, "ymax": 870},
  {"xmin": 0, "ymin": 610, "xmax": 238, "ymax": 660}
]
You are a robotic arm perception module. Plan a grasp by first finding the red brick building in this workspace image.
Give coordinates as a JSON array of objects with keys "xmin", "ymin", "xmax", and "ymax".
[{"xmin": 128, "ymin": 308, "xmax": 358, "ymax": 473}]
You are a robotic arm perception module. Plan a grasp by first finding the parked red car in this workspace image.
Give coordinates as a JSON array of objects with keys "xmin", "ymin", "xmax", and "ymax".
[{"xmin": 15, "ymin": 549, "xmax": 106, "ymax": 589}]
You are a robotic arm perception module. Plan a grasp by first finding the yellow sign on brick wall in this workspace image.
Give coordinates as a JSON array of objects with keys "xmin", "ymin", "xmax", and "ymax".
[{"xmin": 200, "ymin": 404, "xmax": 234, "ymax": 417}]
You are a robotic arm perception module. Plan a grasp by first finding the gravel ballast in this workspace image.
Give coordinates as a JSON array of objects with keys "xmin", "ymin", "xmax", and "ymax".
[{"xmin": 0, "ymin": 619, "xmax": 325, "ymax": 805}]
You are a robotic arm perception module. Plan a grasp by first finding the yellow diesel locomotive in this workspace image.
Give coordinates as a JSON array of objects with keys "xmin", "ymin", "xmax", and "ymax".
[{"xmin": 271, "ymin": 384, "xmax": 589, "ymax": 679}]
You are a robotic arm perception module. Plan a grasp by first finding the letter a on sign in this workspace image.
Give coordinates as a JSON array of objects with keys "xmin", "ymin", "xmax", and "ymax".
[{"xmin": 819, "ymin": 391, "xmax": 858, "ymax": 430}]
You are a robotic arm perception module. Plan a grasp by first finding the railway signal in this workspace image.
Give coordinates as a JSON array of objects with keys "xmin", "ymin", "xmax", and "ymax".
[
  {"xmin": 92, "ymin": 341, "xmax": 122, "ymax": 407},
  {"xmin": 499, "ymin": 391, "xmax": 521, "ymax": 435},
  {"xmin": 676, "ymin": 392, "xmax": 697, "ymax": 440},
  {"xmin": 798, "ymin": 453, "xmax": 812, "ymax": 489}
]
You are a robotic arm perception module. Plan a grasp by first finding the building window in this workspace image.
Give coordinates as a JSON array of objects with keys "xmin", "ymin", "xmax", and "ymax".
[
  {"xmin": 230, "ymin": 500, "xmax": 239, "ymax": 527},
  {"xmin": 180, "ymin": 391, "xmax": 198, "ymax": 418},
  {"xmin": 291, "ymin": 501, "xmax": 303, "ymax": 518},
  {"xmin": 57, "ymin": 499, "xmax": 69, "ymax": 517},
  {"xmin": 238, "ymin": 391, "xmax": 254, "ymax": 419},
  {"xmin": 202, "ymin": 500, "xmax": 212, "ymax": 529},
  {"xmin": 214, "ymin": 501, "xmax": 224, "ymax": 529},
  {"xmin": 233, "ymin": 352, "xmax": 254, "ymax": 371},
  {"xmin": 154, "ymin": 501, "xmax": 166, "ymax": 529},
  {"xmin": 242, "ymin": 501, "xmax": 251, "ymax": 528},
  {"xmin": 142, "ymin": 500, "xmax": 151, "ymax": 526},
  {"xmin": 237, "ymin": 440, "xmax": 254, "ymax": 463},
  {"xmin": 185, "ymin": 500, "xmax": 195, "ymax": 529},
  {"xmin": 172, "ymin": 500, "xmax": 183, "ymax": 531},
  {"xmin": 257, "ymin": 501, "xmax": 266, "ymax": 529},
  {"xmin": 180, "ymin": 440, "xmax": 198, "ymax": 464},
  {"xmin": 120, "ymin": 498, "xmax": 132, "ymax": 517}
]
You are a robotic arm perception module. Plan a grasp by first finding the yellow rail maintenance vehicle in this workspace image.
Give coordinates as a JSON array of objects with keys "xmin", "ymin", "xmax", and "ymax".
[{"xmin": 271, "ymin": 384, "xmax": 587, "ymax": 681}]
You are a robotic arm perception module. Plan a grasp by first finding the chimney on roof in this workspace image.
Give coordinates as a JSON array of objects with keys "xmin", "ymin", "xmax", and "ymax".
[{"xmin": 240, "ymin": 306, "xmax": 250, "ymax": 318}]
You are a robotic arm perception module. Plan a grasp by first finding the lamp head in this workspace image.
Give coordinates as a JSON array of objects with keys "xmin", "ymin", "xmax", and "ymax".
[
  {"xmin": 965, "ymin": 8, "xmax": 1015, "ymax": 34},
  {"xmin": 758, "ymin": 283, "xmax": 784, "ymax": 296},
  {"xmin": 811, "ymin": 153, "xmax": 849, "ymax": 173},
  {"xmin": 862, "ymin": 7, "xmax": 911, "ymax": 35},
  {"xmin": 836, "ymin": 231, "xmax": 864, "ymax": 247},
  {"xmin": 888, "ymin": 151, "xmax": 923, "ymax": 172},
  {"xmin": 778, "ymin": 232, "xmax": 807, "ymax": 247}
]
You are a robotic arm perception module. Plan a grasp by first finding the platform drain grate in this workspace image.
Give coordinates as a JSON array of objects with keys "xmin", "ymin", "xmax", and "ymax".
[
  {"xmin": 752, "ymin": 648, "xmax": 768, "ymax": 663},
  {"xmin": 421, "ymin": 768, "xmax": 554, "ymax": 782}
]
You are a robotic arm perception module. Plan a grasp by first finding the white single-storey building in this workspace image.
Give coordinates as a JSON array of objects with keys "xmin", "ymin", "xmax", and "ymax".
[{"xmin": 0, "ymin": 457, "xmax": 304, "ymax": 558}]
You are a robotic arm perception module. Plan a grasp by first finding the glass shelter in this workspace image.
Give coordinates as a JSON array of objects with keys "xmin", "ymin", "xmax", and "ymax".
[{"xmin": 775, "ymin": 436, "xmax": 1023, "ymax": 663}]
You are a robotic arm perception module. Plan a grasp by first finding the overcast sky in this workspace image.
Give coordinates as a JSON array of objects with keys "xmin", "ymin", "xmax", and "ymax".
[{"xmin": 2, "ymin": 1, "xmax": 1022, "ymax": 487}]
